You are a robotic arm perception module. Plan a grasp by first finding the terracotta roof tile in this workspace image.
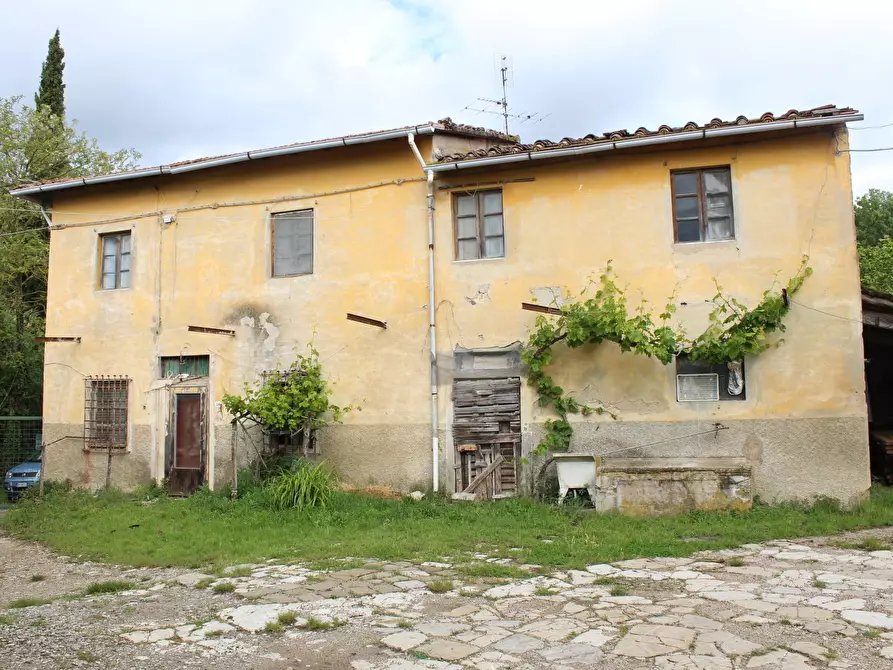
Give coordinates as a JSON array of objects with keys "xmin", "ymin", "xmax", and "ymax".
[{"xmin": 435, "ymin": 105, "xmax": 861, "ymax": 164}]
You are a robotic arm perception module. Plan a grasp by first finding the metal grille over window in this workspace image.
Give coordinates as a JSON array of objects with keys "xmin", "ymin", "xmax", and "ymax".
[
  {"xmin": 676, "ymin": 373, "xmax": 720, "ymax": 402},
  {"xmin": 100, "ymin": 232, "xmax": 131, "ymax": 289},
  {"xmin": 454, "ymin": 190, "xmax": 505, "ymax": 260},
  {"xmin": 671, "ymin": 167, "xmax": 734, "ymax": 243},
  {"xmin": 272, "ymin": 210, "xmax": 313, "ymax": 276},
  {"xmin": 84, "ymin": 377, "xmax": 129, "ymax": 449}
]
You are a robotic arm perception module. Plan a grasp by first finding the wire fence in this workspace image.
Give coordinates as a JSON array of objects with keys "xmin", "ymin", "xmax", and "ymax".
[{"xmin": 0, "ymin": 417, "xmax": 42, "ymax": 476}]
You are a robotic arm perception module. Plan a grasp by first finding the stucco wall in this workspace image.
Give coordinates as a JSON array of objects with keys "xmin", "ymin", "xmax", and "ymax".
[{"xmin": 38, "ymin": 127, "xmax": 868, "ymax": 503}]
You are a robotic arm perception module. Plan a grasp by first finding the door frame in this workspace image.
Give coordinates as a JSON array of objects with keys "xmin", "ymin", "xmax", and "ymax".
[{"xmin": 165, "ymin": 383, "xmax": 208, "ymax": 495}]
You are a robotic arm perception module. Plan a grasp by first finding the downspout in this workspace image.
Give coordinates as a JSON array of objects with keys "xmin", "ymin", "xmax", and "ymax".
[{"xmin": 408, "ymin": 133, "xmax": 439, "ymax": 492}]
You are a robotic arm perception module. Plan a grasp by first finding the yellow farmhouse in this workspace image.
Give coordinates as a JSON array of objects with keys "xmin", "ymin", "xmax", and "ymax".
[{"xmin": 12, "ymin": 106, "xmax": 869, "ymax": 507}]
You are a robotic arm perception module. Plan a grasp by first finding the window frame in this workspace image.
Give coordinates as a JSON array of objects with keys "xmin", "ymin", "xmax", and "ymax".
[
  {"xmin": 84, "ymin": 377, "xmax": 130, "ymax": 451},
  {"xmin": 670, "ymin": 166, "xmax": 735, "ymax": 244},
  {"xmin": 271, "ymin": 209, "xmax": 314, "ymax": 278},
  {"xmin": 675, "ymin": 354, "xmax": 746, "ymax": 402},
  {"xmin": 98, "ymin": 231, "xmax": 132, "ymax": 290},
  {"xmin": 452, "ymin": 190, "xmax": 505, "ymax": 261}
]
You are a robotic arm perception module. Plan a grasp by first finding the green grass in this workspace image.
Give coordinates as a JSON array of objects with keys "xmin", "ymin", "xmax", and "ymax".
[
  {"xmin": 5, "ymin": 487, "xmax": 893, "ymax": 569},
  {"xmin": 213, "ymin": 582, "xmax": 235, "ymax": 594},
  {"xmin": 302, "ymin": 616, "xmax": 345, "ymax": 631},
  {"xmin": 398, "ymin": 620, "xmax": 413, "ymax": 629},
  {"xmin": 0, "ymin": 614, "xmax": 17, "ymax": 625},
  {"xmin": 609, "ymin": 584, "xmax": 630, "ymax": 597},
  {"xmin": 427, "ymin": 579, "xmax": 454, "ymax": 594},
  {"xmin": 277, "ymin": 611, "xmax": 298, "ymax": 625},
  {"xmin": 84, "ymin": 581, "xmax": 134, "ymax": 595},
  {"xmin": 535, "ymin": 585, "xmax": 558, "ymax": 596},
  {"xmin": 813, "ymin": 579, "xmax": 827, "ymax": 589},
  {"xmin": 725, "ymin": 557, "xmax": 746, "ymax": 567},
  {"xmin": 834, "ymin": 536, "xmax": 891, "ymax": 551},
  {"xmin": 6, "ymin": 597, "xmax": 51, "ymax": 608},
  {"xmin": 220, "ymin": 566, "xmax": 252, "ymax": 578},
  {"xmin": 75, "ymin": 650, "xmax": 99, "ymax": 663},
  {"xmin": 264, "ymin": 621, "xmax": 284, "ymax": 633},
  {"xmin": 194, "ymin": 578, "xmax": 214, "ymax": 590}
]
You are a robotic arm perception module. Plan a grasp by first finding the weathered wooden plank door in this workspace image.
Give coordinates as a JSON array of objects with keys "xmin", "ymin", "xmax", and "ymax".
[{"xmin": 453, "ymin": 377, "xmax": 521, "ymax": 497}]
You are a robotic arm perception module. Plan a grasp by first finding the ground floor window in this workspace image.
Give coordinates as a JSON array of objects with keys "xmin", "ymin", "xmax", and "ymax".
[{"xmin": 84, "ymin": 377, "xmax": 129, "ymax": 449}]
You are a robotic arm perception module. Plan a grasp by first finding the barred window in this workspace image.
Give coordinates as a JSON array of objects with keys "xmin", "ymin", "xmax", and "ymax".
[{"xmin": 84, "ymin": 377, "xmax": 129, "ymax": 449}]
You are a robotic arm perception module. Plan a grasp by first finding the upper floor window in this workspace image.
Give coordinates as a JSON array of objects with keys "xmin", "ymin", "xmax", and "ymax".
[
  {"xmin": 671, "ymin": 167, "xmax": 734, "ymax": 243},
  {"xmin": 100, "ymin": 232, "xmax": 131, "ymax": 289},
  {"xmin": 454, "ymin": 190, "xmax": 504, "ymax": 260},
  {"xmin": 272, "ymin": 210, "xmax": 313, "ymax": 276}
]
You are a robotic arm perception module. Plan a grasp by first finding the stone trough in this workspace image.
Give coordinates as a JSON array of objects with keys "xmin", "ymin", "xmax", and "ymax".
[{"xmin": 593, "ymin": 457, "xmax": 752, "ymax": 515}]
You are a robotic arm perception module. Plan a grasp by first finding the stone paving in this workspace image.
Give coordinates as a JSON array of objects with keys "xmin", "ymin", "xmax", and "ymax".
[
  {"xmin": 118, "ymin": 537, "xmax": 893, "ymax": 668},
  {"xmin": 5, "ymin": 531, "xmax": 893, "ymax": 668}
]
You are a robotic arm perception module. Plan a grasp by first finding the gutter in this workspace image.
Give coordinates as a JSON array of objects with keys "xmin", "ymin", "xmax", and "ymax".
[
  {"xmin": 408, "ymin": 132, "xmax": 440, "ymax": 493},
  {"xmin": 427, "ymin": 115, "xmax": 865, "ymax": 173},
  {"xmin": 11, "ymin": 125, "xmax": 440, "ymax": 197}
]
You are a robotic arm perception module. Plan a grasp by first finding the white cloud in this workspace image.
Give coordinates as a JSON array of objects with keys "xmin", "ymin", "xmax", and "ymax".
[{"xmin": 0, "ymin": 0, "xmax": 890, "ymax": 194}]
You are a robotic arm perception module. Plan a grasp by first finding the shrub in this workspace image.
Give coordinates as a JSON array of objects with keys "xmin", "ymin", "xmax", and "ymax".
[{"xmin": 265, "ymin": 461, "xmax": 336, "ymax": 511}]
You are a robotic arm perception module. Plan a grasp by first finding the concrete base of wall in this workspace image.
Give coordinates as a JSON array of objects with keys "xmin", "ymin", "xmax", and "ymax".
[
  {"xmin": 526, "ymin": 416, "xmax": 870, "ymax": 507},
  {"xmin": 594, "ymin": 457, "xmax": 752, "ymax": 515},
  {"xmin": 42, "ymin": 424, "xmax": 154, "ymax": 490},
  {"xmin": 42, "ymin": 415, "xmax": 870, "ymax": 508}
]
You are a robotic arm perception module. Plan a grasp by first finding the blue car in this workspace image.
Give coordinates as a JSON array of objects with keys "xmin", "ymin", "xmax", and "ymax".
[{"xmin": 3, "ymin": 450, "xmax": 42, "ymax": 501}]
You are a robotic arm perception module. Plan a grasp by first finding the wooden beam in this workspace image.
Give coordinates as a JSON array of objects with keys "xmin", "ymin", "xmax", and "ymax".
[
  {"xmin": 463, "ymin": 454, "xmax": 505, "ymax": 494},
  {"xmin": 521, "ymin": 302, "xmax": 562, "ymax": 316},
  {"xmin": 188, "ymin": 325, "xmax": 235, "ymax": 336},
  {"xmin": 347, "ymin": 313, "xmax": 387, "ymax": 329},
  {"xmin": 35, "ymin": 336, "xmax": 81, "ymax": 343}
]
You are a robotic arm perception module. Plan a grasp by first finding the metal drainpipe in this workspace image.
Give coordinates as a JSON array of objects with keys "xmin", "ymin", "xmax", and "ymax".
[{"xmin": 408, "ymin": 134, "xmax": 439, "ymax": 492}]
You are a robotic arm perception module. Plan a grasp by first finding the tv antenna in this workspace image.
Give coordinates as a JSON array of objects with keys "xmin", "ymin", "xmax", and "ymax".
[{"xmin": 463, "ymin": 54, "xmax": 550, "ymax": 136}]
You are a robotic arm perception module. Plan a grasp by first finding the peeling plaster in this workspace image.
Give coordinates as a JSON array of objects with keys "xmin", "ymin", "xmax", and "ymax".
[{"xmin": 465, "ymin": 284, "xmax": 492, "ymax": 306}]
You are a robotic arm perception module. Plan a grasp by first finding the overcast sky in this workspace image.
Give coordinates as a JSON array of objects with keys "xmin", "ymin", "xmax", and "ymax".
[{"xmin": 1, "ymin": 0, "xmax": 891, "ymax": 197}]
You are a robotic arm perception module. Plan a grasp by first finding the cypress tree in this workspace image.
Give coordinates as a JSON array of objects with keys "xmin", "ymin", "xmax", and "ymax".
[{"xmin": 34, "ymin": 29, "xmax": 65, "ymax": 120}]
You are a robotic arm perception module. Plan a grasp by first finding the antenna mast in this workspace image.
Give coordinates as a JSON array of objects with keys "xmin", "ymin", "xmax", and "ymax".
[{"xmin": 462, "ymin": 55, "xmax": 550, "ymax": 136}]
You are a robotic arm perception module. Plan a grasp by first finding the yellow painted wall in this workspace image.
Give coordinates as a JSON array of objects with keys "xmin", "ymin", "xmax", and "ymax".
[
  {"xmin": 432, "ymin": 128, "xmax": 868, "ymax": 503},
  {"xmin": 38, "ymin": 127, "xmax": 869, "ymax": 502}
]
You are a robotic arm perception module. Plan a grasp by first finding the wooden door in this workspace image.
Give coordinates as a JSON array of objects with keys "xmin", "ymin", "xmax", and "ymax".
[
  {"xmin": 453, "ymin": 378, "xmax": 521, "ymax": 496},
  {"xmin": 168, "ymin": 393, "xmax": 204, "ymax": 495}
]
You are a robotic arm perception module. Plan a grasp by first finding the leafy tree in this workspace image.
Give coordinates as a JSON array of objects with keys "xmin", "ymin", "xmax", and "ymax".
[
  {"xmin": 859, "ymin": 238, "xmax": 893, "ymax": 295},
  {"xmin": 855, "ymin": 189, "xmax": 893, "ymax": 247},
  {"xmin": 34, "ymin": 29, "xmax": 65, "ymax": 121},
  {"xmin": 0, "ymin": 96, "xmax": 139, "ymax": 414}
]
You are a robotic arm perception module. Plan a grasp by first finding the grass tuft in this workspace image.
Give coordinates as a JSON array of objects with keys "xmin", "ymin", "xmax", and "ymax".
[
  {"xmin": 29, "ymin": 575, "xmax": 46, "ymax": 582},
  {"xmin": 277, "ymin": 611, "xmax": 298, "ymax": 625},
  {"xmin": 457, "ymin": 563, "xmax": 529, "ymax": 579},
  {"xmin": 725, "ymin": 557, "xmax": 746, "ymax": 567},
  {"xmin": 0, "ymin": 614, "xmax": 18, "ymax": 625},
  {"xmin": 213, "ymin": 582, "xmax": 235, "ymax": 594},
  {"xmin": 7, "ymin": 597, "xmax": 51, "ymax": 609},
  {"xmin": 535, "ymin": 585, "xmax": 558, "ymax": 596},
  {"xmin": 398, "ymin": 620, "xmax": 413, "ymax": 629},
  {"xmin": 84, "ymin": 580, "xmax": 134, "ymax": 595},
  {"xmin": 194, "ymin": 578, "xmax": 214, "ymax": 590},
  {"xmin": 812, "ymin": 579, "xmax": 827, "ymax": 589},
  {"xmin": 835, "ymin": 536, "xmax": 892, "ymax": 551},
  {"xmin": 302, "ymin": 616, "xmax": 346, "ymax": 631},
  {"xmin": 609, "ymin": 584, "xmax": 629, "ymax": 597},
  {"xmin": 427, "ymin": 579, "xmax": 454, "ymax": 594},
  {"xmin": 75, "ymin": 650, "xmax": 99, "ymax": 663},
  {"xmin": 264, "ymin": 621, "xmax": 284, "ymax": 633}
]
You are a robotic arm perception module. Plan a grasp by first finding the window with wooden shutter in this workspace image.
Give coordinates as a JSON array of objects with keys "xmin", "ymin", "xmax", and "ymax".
[{"xmin": 272, "ymin": 210, "xmax": 313, "ymax": 276}]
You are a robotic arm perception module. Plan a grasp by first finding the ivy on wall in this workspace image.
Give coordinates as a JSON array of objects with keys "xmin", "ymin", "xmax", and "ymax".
[{"xmin": 521, "ymin": 258, "xmax": 812, "ymax": 456}]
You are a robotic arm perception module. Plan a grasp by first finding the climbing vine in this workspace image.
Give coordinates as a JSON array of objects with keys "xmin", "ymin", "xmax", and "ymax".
[{"xmin": 522, "ymin": 258, "xmax": 812, "ymax": 456}]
